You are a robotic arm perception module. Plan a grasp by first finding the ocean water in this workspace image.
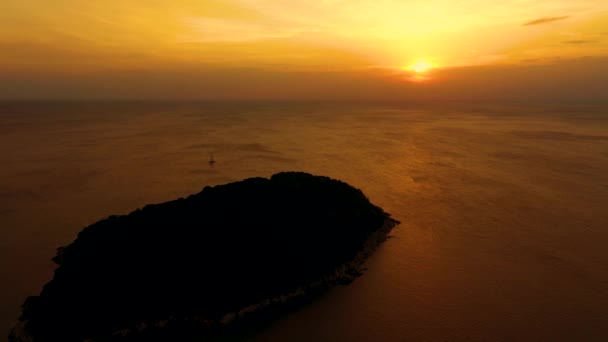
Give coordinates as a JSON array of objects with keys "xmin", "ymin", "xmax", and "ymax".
[{"xmin": 1, "ymin": 101, "xmax": 607, "ymax": 341}]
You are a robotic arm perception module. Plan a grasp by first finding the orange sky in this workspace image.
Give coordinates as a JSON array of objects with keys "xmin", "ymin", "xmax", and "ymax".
[{"xmin": 1, "ymin": 1, "xmax": 607, "ymax": 100}]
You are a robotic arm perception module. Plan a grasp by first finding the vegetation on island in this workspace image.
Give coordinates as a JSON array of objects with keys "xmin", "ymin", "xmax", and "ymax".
[{"xmin": 11, "ymin": 172, "xmax": 398, "ymax": 342}]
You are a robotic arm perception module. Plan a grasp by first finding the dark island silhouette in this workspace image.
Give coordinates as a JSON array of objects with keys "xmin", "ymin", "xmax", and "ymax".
[{"xmin": 11, "ymin": 172, "xmax": 399, "ymax": 342}]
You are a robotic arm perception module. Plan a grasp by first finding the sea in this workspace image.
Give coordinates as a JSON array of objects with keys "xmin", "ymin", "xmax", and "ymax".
[{"xmin": 1, "ymin": 101, "xmax": 607, "ymax": 341}]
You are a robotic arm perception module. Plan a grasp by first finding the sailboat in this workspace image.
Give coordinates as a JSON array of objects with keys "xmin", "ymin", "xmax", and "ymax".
[{"xmin": 209, "ymin": 152, "xmax": 216, "ymax": 166}]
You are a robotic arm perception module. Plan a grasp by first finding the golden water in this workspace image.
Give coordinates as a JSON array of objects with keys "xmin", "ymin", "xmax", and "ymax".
[{"xmin": 1, "ymin": 101, "xmax": 607, "ymax": 340}]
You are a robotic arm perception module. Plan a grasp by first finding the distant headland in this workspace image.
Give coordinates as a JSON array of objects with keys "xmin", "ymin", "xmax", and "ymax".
[{"xmin": 10, "ymin": 172, "xmax": 399, "ymax": 342}]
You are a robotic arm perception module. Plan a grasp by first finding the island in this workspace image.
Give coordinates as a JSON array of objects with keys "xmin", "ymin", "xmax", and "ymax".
[{"xmin": 10, "ymin": 172, "xmax": 399, "ymax": 342}]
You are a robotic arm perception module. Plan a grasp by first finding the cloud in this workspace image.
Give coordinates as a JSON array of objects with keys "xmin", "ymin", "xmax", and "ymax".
[
  {"xmin": 3, "ymin": 56, "xmax": 608, "ymax": 102},
  {"xmin": 519, "ymin": 57, "xmax": 561, "ymax": 64},
  {"xmin": 523, "ymin": 16, "xmax": 569, "ymax": 26},
  {"xmin": 562, "ymin": 40, "xmax": 596, "ymax": 44},
  {"xmin": 182, "ymin": 17, "xmax": 308, "ymax": 42}
]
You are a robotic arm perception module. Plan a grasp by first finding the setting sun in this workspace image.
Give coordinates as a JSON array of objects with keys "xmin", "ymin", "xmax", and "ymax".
[{"xmin": 408, "ymin": 61, "xmax": 434, "ymax": 73}]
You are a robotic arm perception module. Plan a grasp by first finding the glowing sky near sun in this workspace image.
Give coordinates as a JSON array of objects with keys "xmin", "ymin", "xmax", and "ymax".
[{"xmin": 1, "ymin": 0, "xmax": 607, "ymax": 99}]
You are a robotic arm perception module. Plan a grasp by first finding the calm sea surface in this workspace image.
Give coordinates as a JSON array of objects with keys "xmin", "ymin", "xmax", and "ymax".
[{"xmin": 1, "ymin": 101, "xmax": 608, "ymax": 341}]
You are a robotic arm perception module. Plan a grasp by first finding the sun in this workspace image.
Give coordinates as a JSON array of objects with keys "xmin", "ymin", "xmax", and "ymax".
[
  {"xmin": 407, "ymin": 61, "xmax": 433, "ymax": 73},
  {"xmin": 399, "ymin": 60, "xmax": 437, "ymax": 82}
]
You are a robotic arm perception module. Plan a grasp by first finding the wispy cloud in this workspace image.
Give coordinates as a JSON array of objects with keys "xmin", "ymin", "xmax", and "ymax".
[
  {"xmin": 523, "ymin": 16, "xmax": 569, "ymax": 26},
  {"xmin": 519, "ymin": 57, "xmax": 561, "ymax": 64},
  {"xmin": 182, "ymin": 17, "xmax": 309, "ymax": 42},
  {"xmin": 562, "ymin": 40, "xmax": 596, "ymax": 44}
]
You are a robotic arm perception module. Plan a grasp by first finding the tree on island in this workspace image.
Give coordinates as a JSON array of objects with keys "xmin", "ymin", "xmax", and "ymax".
[{"xmin": 11, "ymin": 172, "xmax": 398, "ymax": 342}]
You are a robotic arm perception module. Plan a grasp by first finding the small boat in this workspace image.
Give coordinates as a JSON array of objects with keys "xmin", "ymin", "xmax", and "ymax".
[{"xmin": 209, "ymin": 152, "xmax": 216, "ymax": 166}]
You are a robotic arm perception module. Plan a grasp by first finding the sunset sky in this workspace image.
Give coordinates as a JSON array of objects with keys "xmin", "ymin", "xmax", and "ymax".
[{"xmin": 1, "ymin": 0, "xmax": 607, "ymax": 100}]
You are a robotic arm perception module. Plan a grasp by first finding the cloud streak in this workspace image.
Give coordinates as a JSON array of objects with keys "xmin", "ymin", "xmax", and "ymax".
[
  {"xmin": 562, "ymin": 40, "xmax": 596, "ymax": 44},
  {"xmin": 182, "ymin": 17, "xmax": 304, "ymax": 42},
  {"xmin": 524, "ymin": 16, "xmax": 569, "ymax": 26}
]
